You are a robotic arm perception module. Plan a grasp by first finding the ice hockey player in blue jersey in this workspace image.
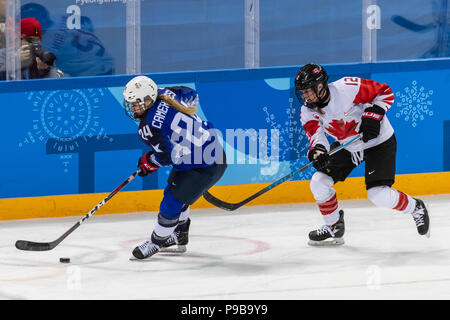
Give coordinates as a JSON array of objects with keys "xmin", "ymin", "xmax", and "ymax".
[{"xmin": 123, "ymin": 76, "xmax": 227, "ymax": 260}]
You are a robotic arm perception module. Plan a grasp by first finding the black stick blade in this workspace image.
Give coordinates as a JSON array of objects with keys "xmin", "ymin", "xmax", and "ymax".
[
  {"xmin": 15, "ymin": 240, "xmax": 53, "ymax": 251},
  {"xmin": 203, "ymin": 191, "xmax": 239, "ymax": 211},
  {"xmin": 13, "ymin": 171, "xmax": 139, "ymax": 253}
]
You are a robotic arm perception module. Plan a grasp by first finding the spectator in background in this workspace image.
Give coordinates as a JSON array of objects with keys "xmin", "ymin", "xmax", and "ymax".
[
  {"xmin": 21, "ymin": 3, "xmax": 115, "ymax": 77},
  {"xmin": 19, "ymin": 17, "xmax": 63, "ymax": 79},
  {"xmin": 0, "ymin": 17, "xmax": 63, "ymax": 80},
  {"xmin": 0, "ymin": 0, "xmax": 6, "ymax": 49}
]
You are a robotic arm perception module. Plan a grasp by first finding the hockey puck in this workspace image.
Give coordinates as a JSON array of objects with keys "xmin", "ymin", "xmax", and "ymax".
[{"xmin": 59, "ymin": 257, "xmax": 71, "ymax": 263}]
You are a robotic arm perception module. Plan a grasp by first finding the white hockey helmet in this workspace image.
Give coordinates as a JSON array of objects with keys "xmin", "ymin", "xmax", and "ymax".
[{"xmin": 123, "ymin": 75, "xmax": 158, "ymax": 119}]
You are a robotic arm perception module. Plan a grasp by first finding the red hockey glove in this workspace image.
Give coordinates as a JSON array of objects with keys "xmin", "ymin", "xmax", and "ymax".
[
  {"xmin": 359, "ymin": 104, "xmax": 385, "ymax": 143},
  {"xmin": 137, "ymin": 152, "xmax": 160, "ymax": 177},
  {"xmin": 307, "ymin": 144, "xmax": 330, "ymax": 171}
]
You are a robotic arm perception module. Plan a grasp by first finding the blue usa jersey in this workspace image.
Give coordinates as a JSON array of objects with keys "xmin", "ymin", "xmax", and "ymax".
[{"xmin": 138, "ymin": 86, "xmax": 221, "ymax": 171}]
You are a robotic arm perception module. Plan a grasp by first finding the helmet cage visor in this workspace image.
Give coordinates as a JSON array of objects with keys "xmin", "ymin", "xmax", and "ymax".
[
  {"xmin": 122, "ymin": 96, "xmax": 152, "ymax": 121},
  {"xmin": 294, "ymin": 66, "xmax": 329, "ymax": 109},
  {"xmin": 122, "ymin": 76, "xmax": 158, "ymax": 120},
  {"xmin": 295, "ymin": 82, "xmax": 329, "ymax": 110},
  {"xmin": 294, "ymin": 64, "xmax": 329, "ymax": 109}
]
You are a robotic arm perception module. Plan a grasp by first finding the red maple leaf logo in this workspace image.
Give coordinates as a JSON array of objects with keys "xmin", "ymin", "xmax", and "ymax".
[
  {"xmin": 326, "ymin": 119, "xmax": 359, "ymax": 140},
  {"xmin": 304, "ymin": 120, "xmax": 320, "ymax": 140}
]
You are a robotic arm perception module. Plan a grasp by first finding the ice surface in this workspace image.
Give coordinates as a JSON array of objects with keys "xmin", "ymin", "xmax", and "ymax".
[{"xmin": 1, "ymin": 194, "xmax": 449, "ymax": 300}]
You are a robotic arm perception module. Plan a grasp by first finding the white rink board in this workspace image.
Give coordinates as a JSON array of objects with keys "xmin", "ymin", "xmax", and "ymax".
[{"xmin": 1, "ymin": 194, "xmax": 449, "ymax": 300}]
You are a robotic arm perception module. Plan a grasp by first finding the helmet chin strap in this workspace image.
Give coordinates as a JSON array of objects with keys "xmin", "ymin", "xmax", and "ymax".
[
  {"xmin": 130, "ymin": 100, "xmax": 149, "ymax": 119},
  {"xmin": 137, "ymin": 97, "xmax": 153, "ymax": 111},
  {"xmin": 307, "ymin": 85, "xmax": 330, "ymax": 109},
  {"xmin": 317, "ymin": 86, "xmax": 330, "ymax": 108},
  {"xmin": 138, "ymin": 101, "xmax": 147, "ymax": 111}
]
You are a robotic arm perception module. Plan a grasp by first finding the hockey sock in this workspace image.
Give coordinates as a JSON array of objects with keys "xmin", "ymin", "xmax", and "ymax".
[
  {"xmin": 152, "ymin": 214, "xmax": 179, "ymax": 246},
  {"xmin": 317, "ymin": 193, "xmax": 340, "ymax": 226},
  {"xmin": 178, "ymin": 205, "xmax": 190, "ymax": 223},
  {"xmin": 310, "ymin": 172, "xmax": 340, "ymax": 225},
  {"xmin": 367, "ymin": 186, "xmax": 416, "ymax": 214},
  {"xmin": 392, "ymin": 190, "xmax": 416, "ymax": 214}
]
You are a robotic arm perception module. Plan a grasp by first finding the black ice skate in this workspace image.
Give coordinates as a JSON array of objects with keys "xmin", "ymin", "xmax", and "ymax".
[
  {"xmin": 412, "ymin": 198, "xmax": 430, "ymax": 237},
  {"xmin": 160, "ymin": 218, "xmax": 191, "ymax": 253},
  {"xmin": 308, "ymin": 210, "xmax": 345, "ymax": 246},
  {"xmin": 130, "ymin": 240, "xmax": 160, "ymax": 260}
]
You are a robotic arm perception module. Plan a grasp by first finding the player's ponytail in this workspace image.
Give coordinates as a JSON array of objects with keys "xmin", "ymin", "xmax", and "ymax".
[{"xmin": 159, "ymin": 94, "xmax": 197, "ymax": 116}]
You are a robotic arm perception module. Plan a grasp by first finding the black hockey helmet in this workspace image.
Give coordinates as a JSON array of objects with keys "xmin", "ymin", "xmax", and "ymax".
[{"xmin": 295, "ymin": 64, "xmax": 330, "ymax": 109}]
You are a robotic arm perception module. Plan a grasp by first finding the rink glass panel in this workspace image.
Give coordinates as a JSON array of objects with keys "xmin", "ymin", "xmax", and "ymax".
[{"xmin": 0, "ymin": 1, "xmax": 448, "ymax": 78}]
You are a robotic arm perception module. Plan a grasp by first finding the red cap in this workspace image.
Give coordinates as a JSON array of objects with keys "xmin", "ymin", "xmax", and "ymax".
[{"xmin": 21, "ymin": 18, "xmax": 42, "ymax": 39}]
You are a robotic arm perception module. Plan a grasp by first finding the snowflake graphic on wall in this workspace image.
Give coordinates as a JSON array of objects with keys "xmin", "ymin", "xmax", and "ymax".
[
  {"xmin": 395, "ymin": 80, "xmax": 434, "ymax": 127},
  {"xmin": 254, "ymin": 98, "xmax": 312, "ymax": 183}
]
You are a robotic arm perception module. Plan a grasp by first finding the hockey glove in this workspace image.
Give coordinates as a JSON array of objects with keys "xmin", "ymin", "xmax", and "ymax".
[
  {"xmin": 137, "ymin": 151, "xmax": 160, "ymax": 177},
  {"xmin": 359, "ymin": 104, "xmax": 385, "ymax": 143},
  {"xmin": 307, "ymin": 144, "xmax": 330, "ymax": 171},
  {"xmin": 330, "ymin": 140, "xmax": 341, "ymax": 151}
]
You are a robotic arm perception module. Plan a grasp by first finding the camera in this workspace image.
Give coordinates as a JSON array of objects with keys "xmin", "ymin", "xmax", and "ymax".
[{"xmin": 29, "ymin": 41, "xmax": 56, "ymax": 66}]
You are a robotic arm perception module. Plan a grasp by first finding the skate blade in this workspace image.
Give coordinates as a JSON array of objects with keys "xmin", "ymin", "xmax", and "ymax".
[
  {"xmin": 308, "ymin": 237, "xmax": 344, "ymax": 247},
  {"xmin": 160, "ymin": 245, "xmax": 187, "ymax": 253},
  {"xmin": 129, "ymin": 256, "xmax": 152, "ymax": 262}
]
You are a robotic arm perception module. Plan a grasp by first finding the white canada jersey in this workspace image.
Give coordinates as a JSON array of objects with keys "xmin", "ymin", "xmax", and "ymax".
[{"xmin": 300, "ymin": 77, "xmax": 395, "ymax": 153}]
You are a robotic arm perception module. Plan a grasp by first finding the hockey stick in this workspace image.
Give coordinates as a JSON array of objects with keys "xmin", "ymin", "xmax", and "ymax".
[
  {"xmin": 203, "ymin": 134, "xmax": 362, "ymax": 211},
  {"xmin": 15, "ymin": 169, "xmax": 141, "ymax": 251}
]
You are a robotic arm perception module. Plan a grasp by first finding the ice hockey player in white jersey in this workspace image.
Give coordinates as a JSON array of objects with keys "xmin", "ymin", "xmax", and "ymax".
[{"xmin": 296, "ymin": 63, "xmax": 430, "ymax": 246}]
